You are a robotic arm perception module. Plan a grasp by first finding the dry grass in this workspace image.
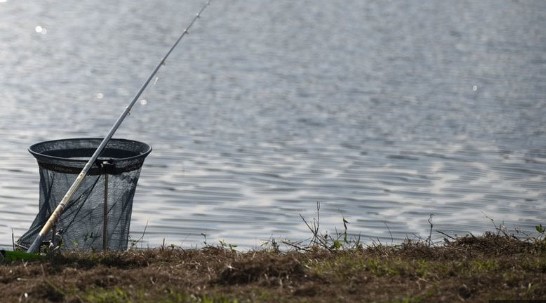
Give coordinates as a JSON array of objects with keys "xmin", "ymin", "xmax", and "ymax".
[
  {"xmin": 1, "ymin": 232, "xmax": 545, "ymax": 303},
  {"xmin": 3, "ymin": 205, "xmax": 545, "ymax": 302}
]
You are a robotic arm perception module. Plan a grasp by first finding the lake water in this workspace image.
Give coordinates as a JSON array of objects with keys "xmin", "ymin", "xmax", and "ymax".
[{"xmin": 1, "ymin": 0, "xmax": 546, "ymax": 250}]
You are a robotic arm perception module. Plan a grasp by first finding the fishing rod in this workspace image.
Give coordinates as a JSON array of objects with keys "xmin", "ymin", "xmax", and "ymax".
[{"xmin": 27, "ymin": 0, "xmax": 212, "ymax": 253}]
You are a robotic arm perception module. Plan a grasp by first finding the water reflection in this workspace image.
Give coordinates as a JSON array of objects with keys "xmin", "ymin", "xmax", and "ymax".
[{"xmin": 1, "ymin": 0, "xmax": 546, "ymax": 249}]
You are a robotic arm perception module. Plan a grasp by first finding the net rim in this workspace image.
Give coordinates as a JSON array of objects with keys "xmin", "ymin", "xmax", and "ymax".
[{"xmin": 28, "ymin": 137, "xmax": 152, "ymax": 164}]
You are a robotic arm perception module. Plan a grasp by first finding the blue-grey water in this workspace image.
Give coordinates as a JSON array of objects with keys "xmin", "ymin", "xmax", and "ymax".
[{"xmin": 1, "ymin": 0, "xmax": 546, "ymax": 249}]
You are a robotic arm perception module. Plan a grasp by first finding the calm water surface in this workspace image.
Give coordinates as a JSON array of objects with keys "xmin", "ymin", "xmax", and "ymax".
[{"xmin": 1, "ymin": 0, "xmax": 546, "ymax": 249}]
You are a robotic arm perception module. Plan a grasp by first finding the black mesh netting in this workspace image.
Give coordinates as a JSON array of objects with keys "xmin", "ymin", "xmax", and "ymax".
[{"xmin": 17, "ymin": 138, "xmax": 151, "ymax": 251}]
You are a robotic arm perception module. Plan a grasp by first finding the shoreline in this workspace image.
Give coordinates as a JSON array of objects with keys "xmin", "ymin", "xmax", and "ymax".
[{"xmin": 1, "ymin": 231, "xmax": 545, "ymax": 302}]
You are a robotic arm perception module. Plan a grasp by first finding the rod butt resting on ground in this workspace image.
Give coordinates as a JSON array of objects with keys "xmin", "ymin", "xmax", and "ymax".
[{"xmin": 26, "ymin": 234, "xmax": 44, "ymax": 254}]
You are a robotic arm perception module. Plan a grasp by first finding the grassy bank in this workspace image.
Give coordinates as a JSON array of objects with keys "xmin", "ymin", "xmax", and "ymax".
[{"xmin": 1, "ymin": 230, "xmax": 545, "ymax": 303}]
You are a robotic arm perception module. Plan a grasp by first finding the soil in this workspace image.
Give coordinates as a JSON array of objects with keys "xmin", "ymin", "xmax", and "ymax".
[{"xmin": 1, "ymin": 233, "xmax": 545, "ymax": 302}]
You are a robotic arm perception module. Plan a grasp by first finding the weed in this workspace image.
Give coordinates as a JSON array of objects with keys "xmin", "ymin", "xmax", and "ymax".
[
  {"xmin": 283, "ymin": 201, "xmax": 363, "ymax": 252},
  {"xmin": 85, "ymin": 287, "xmax": 130, "ymax": 303},
  {"xmin": 218, "ymin": 240, "xmax": 238, "ymax": 252},
  {"xmin": 426, "ymin": 214, "xmax": 434, "ymax": 247},
  {"xmin": 536, "ymin": 223, "xmax": 545, "ymax": 239},
  {"xmin": 261, "ymin": 237, "xmax": 281, "ymax": 253},
  {"xmin": 1, "ymin": 227, "xmax": 546, "ymax": 302},
  {"xmin": 470, "ymin": 259, "xmax": 499, "ymax": 271},
  {"xmin": 128, "ymin": 220, "xmax": 149, "ymax": 249},
  {"xmin": 4, "ymin": 205, "xmax": 546, "ymax": 302}
]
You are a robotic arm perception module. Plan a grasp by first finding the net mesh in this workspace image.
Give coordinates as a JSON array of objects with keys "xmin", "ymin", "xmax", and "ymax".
[{"xmin": 17, "ymin": 138, "xmax": 151, "ymax": 251}]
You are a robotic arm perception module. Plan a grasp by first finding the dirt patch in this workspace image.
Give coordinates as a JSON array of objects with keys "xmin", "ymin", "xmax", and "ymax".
[
  {"xmin": 217, "ymin": 254, "xmax": 307, "ymax": 285},
  {"xmin": 30, "ymin": 280, "xmax": 65, "ymax": 302}
]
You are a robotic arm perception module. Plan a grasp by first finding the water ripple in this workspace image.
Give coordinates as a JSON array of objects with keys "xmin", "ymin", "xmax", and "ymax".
[{"xmin": 2, "ymin": 0, "xmax": 546, "ymax": 249}]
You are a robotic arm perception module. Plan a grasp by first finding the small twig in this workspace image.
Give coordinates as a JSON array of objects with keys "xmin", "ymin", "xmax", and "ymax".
[
  {"xmin": 314, "ymin": 201, "xmax": 322, "ymax": 246},
  {"xmin": 427, "ymin": 214, "xmax": 434, "ymax": 247},
  {"xmin": 436, "ymin": 230, "xmax": 456, "ymax": 241},
  {"xmin": 354, "ymin": 233, "xmax": 362, "ymax": 249},
  {"xmin": 281, "ymin": 240, "xmax": 308, "ymax": 252},
  {"xmin": 299, "ymin": 214, "xmax": 318, "ymax": 245},
  {"xmin": 316, "ymin": 201, "xmax": 321, "ymax": 229},
  {"xmin": 300, "ymin": 201, "xmax": 328, "ymax": 248},
  {"xmin": 384, "ymin": 222, "xmax": 394, "ymax": 244},
  {"xmin": 482, "ymin": 211, "xmax": 498, "ymax": 231},
  {"xmin": 131, "ymin": 221, "xmax": 149, "ymax": 248},
  {"xmin": 201, "ymin": 233, "xmax": 208, "ymax": 246}
]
